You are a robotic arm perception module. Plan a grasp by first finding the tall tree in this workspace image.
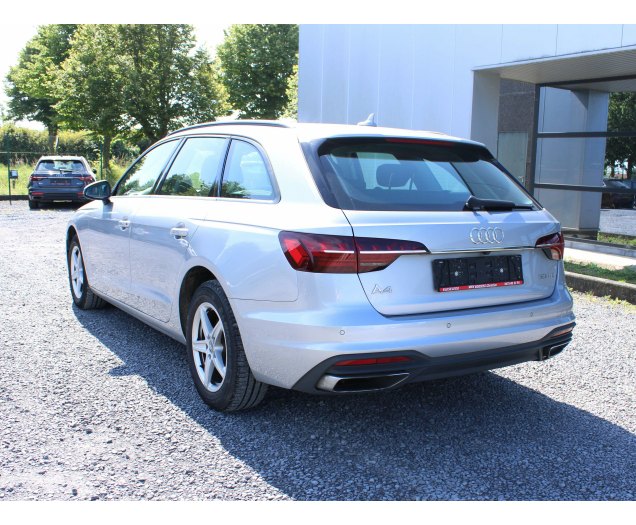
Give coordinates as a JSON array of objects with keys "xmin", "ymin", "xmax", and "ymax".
[
  {"xmin": 282, "ymin": 61, "xmax": 298, "ymax": 119},
  {"xmin": 605, "ymin": 92, "xmax": 636, "ymax": 179},
  {"xmin": 118, "ymin": 24, "xmax": 230, "ymax": 142},
  {"xmin": 54, "ymin": 25, "xmax": 128, "ymax": 166},
  {"xmin": 4, "ymin": 24, "xmax": 77, "ymax": 152},
  {"xmin": 216, "ymin": 25, "xmax": 299, "ymax": 119}
]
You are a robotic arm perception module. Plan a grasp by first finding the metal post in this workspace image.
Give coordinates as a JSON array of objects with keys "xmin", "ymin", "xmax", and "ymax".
[
  {"xmin": 100, "ymin": 140, "xmax": 103, "ymax": 181},
  {"xmin": 6, "ymin": 132, "xmax": 11, "ymax": 206},
  {"xmin": 527, "ymin": 84, "xmax": 542, "ymax": 197}
]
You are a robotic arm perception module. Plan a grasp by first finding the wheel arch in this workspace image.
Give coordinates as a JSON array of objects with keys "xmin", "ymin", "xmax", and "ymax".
[
  {"xmin": 66, "ymin": 225, "xmax": 78, "ymax": 253},
  {"xmin": 178, "ymin": 264, "xmax": 220, "ymax": 339}
]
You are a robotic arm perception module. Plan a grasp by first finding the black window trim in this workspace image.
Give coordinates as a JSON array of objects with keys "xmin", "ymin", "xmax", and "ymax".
[
  {"xmin": 153, "ymin": 135, "xmax": 230, "ymax": 198},
  {"xmin": 112, "ymin": 138, "xmax": 183, "ymax": 197}
]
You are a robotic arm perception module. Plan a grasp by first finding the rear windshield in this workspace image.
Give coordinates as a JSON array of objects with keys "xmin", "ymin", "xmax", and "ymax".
[
  {"xmin": 306, "ymin": 138, "xmax": 537, "ymax": 211},
  {"xmin": 36, "ymin": 160, "xmax": 86, "ymax": 172}
]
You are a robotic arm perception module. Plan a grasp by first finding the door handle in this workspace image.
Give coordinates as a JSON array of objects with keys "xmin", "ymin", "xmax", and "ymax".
[
  {"xmin": 118, "ymin": 220, "xmax": 131, "ymax": 230},
  {"xmin": 170, "ymin": 227, "xmax": 189, "ymax": 238}
]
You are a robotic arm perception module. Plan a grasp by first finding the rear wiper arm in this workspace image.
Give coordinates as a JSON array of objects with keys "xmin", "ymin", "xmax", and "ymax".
[{"xmin": 464, "ymin": 195, "xmax": 533, "ymax": 211}]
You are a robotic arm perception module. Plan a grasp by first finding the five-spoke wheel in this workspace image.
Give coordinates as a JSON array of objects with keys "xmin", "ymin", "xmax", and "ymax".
[
  {"xmin": 186, "ymin": 280, "xmax": 268, "ymax": 412},
  {"xmin": 70, "ymin": 245, "xmax": 85, "ymax": 299},
  {"xmin": 192, "ymin": 302, "xmax": 227, "ymax": 392}
]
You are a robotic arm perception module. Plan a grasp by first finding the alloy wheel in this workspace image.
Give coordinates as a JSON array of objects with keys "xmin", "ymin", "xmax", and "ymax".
[
  {"xmin": 192, "ymin": 302, "xmax": 227, "ymax": 392},
  {"xmin": 70, "ymin": 246, "xmax": 84, "ymax": 299}
]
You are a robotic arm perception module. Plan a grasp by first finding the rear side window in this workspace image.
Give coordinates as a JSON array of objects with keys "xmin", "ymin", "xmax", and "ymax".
[
  {"xmin": 220, "ymin": 140, "xmax": 274, "ymax": 200},
  {"xmin": 114, "ymin": 140, "xmax": 179, "ymax": 196},
  {"xmin": 306, "ymin": 138, "xmax": 536, "ymax": 212},
  {"xmin": 159, "ymin": 137, "xmax": 227, "ymax": 197}
]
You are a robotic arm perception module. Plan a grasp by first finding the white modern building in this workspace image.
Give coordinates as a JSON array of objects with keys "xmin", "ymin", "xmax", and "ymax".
[{"xmin": 298, "ymin": 25, "xmax": 636, "ymax": 236}]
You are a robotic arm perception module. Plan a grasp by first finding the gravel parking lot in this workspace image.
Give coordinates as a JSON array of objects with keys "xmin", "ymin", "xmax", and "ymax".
[
  {"xmin": 600, "ymin": 208, "xmax": 636, "ymax": 237},
  {"xmin": 1, "ymin": 200, "xmax": 635, "ymax": 501}
]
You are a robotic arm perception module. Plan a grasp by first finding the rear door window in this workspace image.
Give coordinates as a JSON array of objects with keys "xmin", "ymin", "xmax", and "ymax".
[
  {"xmin": 114, "ymin": 140, "xmax": 179, "ymax": 196},
  {"xmin": 220, "ymin": 140, "xmax": 275, "ymax": 200},
  {"xmin": 158, "ymin": 137, "xmax": 228, "ymax": 197}
]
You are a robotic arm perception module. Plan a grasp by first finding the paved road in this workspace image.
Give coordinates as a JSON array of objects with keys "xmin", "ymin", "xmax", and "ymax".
[{"xmin": 1, "ymin": 201, "xmax": 635, "ymax": 501}]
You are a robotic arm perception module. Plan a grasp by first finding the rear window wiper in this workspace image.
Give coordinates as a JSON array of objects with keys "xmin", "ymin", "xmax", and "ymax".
[{"xmin": 464, "ymin": 195, "xmax": 534, "ymax": 211}]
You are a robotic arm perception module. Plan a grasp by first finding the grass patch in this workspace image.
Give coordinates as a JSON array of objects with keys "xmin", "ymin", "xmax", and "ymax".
[
  {"xmin": 564, "ymin": 259, "xmax": 636, "ymax": 285},
  {"xmin": 597, "ymin": 232, "xmax": 636, "ymax": 246},
  {"xmin": 0, "ymin": 163, "xmax": 33, "ymax": 195}
]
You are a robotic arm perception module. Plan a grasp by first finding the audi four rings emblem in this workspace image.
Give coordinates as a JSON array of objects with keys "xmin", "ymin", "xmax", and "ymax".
[{"xmin": 470, "ymin": 227, "xmax": 504, "ymax": 244}]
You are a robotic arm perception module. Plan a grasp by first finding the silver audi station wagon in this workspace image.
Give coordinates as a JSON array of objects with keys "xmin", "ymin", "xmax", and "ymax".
[{"xmin": 66, "ymin": 121, "xmax": 575, "ymax": 411}]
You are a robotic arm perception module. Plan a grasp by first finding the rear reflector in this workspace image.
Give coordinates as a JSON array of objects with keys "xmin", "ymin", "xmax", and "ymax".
[
  {"xmin": 551, "ymin": 326, "xmax": 573, "ymax": 338},
  {"xmin": 279, "ymin": 231, "xmax": 428, "ymax": 274},
  {"xmin": 535, "ymin": 232, "xmax": 564, "ymax": 261},
  {"xmin": 32, "ymin": 192, "xmax": 43, "ymax": 195},
  {"xmin": 334, "ymin": 356, "xmax": 412, "ymax": 366}
]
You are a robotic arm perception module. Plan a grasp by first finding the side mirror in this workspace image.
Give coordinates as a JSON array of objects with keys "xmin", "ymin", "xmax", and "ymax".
[
  {"xmin": 93, "ymin": 168, "xmax": 98, "ymax": 174},
  {"xmin": 84, "ymin": 180, "xmax": 111, "ymax": 202}
]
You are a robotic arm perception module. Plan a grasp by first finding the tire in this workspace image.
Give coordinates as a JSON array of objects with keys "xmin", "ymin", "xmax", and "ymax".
[
  {"xmin": 186, "ymin": 280, "xmax": 268, "ymax": 412},
  {"xmin": 67, "ymin": 235, "xmax": 107, "ymax": 310},
  {"xmin": 28, "ymin": 199, "xmax": 38, "ymax": 210}
]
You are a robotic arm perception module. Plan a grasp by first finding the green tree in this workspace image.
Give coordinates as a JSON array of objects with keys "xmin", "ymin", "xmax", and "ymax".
[
  {"xmin": 54, "ymin": 25, "xmax": 128, "ymax": 166},
  {"xmin": 605, "ymin": 92, "xmax": 636, "ymax": 179},
  {"xmin": 117, "ymin": 24, "xmax": 230, "ymax": 142},
  {"xmin": 216, "ymin": 24, "xmax": 299, "ymax": 119},
  {"xmin": 282, "ymin": 61, "xmax": 298, "ymax": 119},
  {"xmin": 4, "ymin": 24, "xmax": 77, "ymax": 152}
]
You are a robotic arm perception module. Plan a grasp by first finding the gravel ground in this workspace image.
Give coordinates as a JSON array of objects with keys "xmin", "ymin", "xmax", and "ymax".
[
  {"xmin": 600, "ymin": 209, "xmax": 636, "ymax": 236},
  {"xmin": 1, "ymin": 200, "xmax": 635, "ymax": 501}
]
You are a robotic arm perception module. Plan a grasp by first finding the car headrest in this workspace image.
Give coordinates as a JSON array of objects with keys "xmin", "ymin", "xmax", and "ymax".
[{"xmin": 376, "ymin": 164, "xmax": 411, "ymax": 188}]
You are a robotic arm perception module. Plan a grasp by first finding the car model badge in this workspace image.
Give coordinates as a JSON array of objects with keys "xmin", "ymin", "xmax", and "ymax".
[{"xmin": 372, "ymin": 285, "xmax": 392, "ymax": 294}]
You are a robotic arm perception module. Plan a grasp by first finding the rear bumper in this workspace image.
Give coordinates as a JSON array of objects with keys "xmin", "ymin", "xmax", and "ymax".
[
  {"xmin": 30, "ymin": 189, "xmax": 88, "ymax": 202},
  {"xmin": 230, "ymin": 266, "xmax": 575, "ymax": 389},
  {"xmin": 292, "ymin": 324, "xmax": 575, "ymax": 394}
]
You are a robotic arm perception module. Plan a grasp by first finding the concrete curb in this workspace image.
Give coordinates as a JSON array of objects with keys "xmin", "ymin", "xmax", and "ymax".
[
  {"xmin": 0, "ymin": 195, "xmax": 28, "ymax": 201},
  {"xmin": 566, "ymin": 271, "xmax": 636, "ymax": 304}
]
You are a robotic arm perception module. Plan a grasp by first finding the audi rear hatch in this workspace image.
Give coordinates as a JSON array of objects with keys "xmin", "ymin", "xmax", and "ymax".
[{"xmin": 302, "ymin": 135, "xmax": 562, "ymax": 316}]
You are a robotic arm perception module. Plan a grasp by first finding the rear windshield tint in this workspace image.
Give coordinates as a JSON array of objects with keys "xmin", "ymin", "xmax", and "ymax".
[
  {"xmin": 37, "ymin": 160, "xmax": 86, "ymax": 172},
  {"xmin": 305, "ymin": 138, "xmax": 537, "ymax": 212}
]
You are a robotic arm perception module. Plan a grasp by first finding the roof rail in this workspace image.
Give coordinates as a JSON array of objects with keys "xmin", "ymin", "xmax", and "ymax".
[{"xmin": 168, "ymin": 120, "xmax": 291, "ymax": 136}]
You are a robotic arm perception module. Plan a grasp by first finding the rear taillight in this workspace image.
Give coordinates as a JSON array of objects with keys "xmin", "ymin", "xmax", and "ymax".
[
  {"xmin": 78, "ymin": 175, "xmax": 94, "ymax": 182},
  {"xmin": 356, "ymin": 237, "xmax": 429, "ymax": 272},
  {"xmin": 278, "ymin": 231, "xmax": 428, "ymax": 274},
  {"xmin": 535, "ymin": 232, "xmax": 564, "ymax": 260},
  {"xmin": 30, "ymin": 175, "xmax": 45, "ymax": 182},
  {"xmin": 279, "ymin": 232, "xmax": 357, "ymax": 273}
]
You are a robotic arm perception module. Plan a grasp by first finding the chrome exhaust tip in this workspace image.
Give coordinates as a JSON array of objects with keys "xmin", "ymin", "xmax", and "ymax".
[
  {"xmin": 541, "ymin": 342, "xmax": 569, "ymax": 360},
  {"xmin": 316, "ymin": 372, "xmax": 409, "ymax": 393}
]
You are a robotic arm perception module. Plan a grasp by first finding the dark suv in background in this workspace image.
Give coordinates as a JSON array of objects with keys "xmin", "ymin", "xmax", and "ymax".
[{"xmin": 28, "ymin": 156, "xmax": 96, "ymax": 209}]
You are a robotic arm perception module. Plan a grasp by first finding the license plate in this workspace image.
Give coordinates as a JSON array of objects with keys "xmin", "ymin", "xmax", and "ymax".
[
  {"xmin": 50, "ymin": 178, "xmax": 71, "ymax": 185},
  {"xmin": 433, "ymin": 255, "xmax": 523, "ymax": 292}
]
